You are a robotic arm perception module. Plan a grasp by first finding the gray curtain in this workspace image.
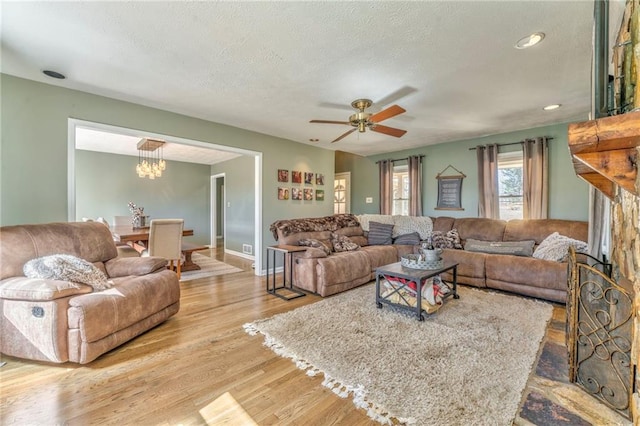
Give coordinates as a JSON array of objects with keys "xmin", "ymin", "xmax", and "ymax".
[
  {"xmin": 523, "ymin": 137, "xmax": 549, "ymax": 219},
  {"xmin": 408, "ymin": 155, "xmax": 423, "ymax": 216},
  {"xmin": 378, "ymin": 159, "xmax": 393, "ymax": 215},
  {"xmin": 477, "ymin": 144, "xmax": 499, "ymax": 219}
]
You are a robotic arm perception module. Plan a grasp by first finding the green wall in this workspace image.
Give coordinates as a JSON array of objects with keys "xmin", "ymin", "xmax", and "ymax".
[
  {"xmin": 336, "ymin": 122, "xmax": 589, "ymax": 221},
  {"xmin": 1, "ymin": 74, "xmax": 334, "ymax": 270},
  {"xmin": 76, "ymin": 150, "xmax": 211, "ymax": 245}
]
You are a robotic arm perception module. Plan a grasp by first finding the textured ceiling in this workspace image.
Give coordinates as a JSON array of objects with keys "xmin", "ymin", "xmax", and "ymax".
[{"xmin": 0, "ymin": 1, "xmax": 617, "ymax": 157}]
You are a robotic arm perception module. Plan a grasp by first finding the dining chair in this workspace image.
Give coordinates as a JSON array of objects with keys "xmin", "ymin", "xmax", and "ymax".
[{"xmin": 141, "ymin": 219, "xmax": 184, "ymax": 279}]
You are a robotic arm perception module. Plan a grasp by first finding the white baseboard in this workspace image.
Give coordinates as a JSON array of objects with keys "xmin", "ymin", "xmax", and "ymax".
[
  {"xmin": 224, "ymin": 248, "xmax": 255, "ymax": 261},
  {"xmin": 260, "ymin": 266, "xmax": 283, "ymax": 276}
]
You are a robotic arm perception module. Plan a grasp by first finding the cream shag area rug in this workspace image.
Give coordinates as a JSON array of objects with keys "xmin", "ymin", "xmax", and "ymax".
[
  {"xmin": 244, "ymin": 284, "xmax": 552, "ymax": 425},
  {"xmin": 179, "ymin": 253, "xmax": 243, "ymax": 282}
]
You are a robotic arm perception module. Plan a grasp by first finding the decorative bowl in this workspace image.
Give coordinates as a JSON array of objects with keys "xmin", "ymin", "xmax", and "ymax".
[{"xmin": 401, "ymin": 254, "xmax": 443, "ymax": 270}]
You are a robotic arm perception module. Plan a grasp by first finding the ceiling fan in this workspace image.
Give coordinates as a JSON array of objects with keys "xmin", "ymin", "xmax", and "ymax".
[{"xmin": 310, "ymin": 99, "xmax": 407, "ymax": 143}]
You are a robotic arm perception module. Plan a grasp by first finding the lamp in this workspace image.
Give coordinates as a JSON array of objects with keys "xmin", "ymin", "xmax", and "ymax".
[{"xmin": 136, "ymin": 138, "xmax": 166, "ymax": 179}]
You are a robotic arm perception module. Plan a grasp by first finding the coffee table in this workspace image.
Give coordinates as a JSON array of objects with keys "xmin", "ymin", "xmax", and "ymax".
[{"xmin": 375, "ymin": 261, "xmax": 459, "ymax": 321}]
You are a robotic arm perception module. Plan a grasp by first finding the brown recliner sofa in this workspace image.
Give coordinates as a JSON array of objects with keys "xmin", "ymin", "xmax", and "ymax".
[
  {"xmin": 0, "ymin": 222, "xmax": 180, "ymax": 364},
  {"xmin": 271, "ymin": 214, "xmax": 588, "ymax": 303}
]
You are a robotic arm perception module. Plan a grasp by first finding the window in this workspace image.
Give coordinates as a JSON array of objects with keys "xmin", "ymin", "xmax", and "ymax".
[
  {"xmin": 392, "ymin": 165, "xmax": 409, "ymax": 215},
  {"xmin": 498, "ymin": 151, "xmax": 523, "ymax": 220}
]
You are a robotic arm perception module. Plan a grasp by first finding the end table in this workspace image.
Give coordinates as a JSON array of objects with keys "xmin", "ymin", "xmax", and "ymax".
[{"xmin": 266, "ymin": 245, "xmax": 307, "ymax": 300}]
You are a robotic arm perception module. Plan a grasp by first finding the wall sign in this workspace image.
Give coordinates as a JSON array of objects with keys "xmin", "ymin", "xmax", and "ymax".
[{"xmin": 435, "ymin": 165, "xmax": 465, "ymax": 211}]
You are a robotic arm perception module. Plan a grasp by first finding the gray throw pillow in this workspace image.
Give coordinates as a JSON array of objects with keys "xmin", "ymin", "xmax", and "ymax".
[
  {"xmin": 465, "ymin": 239, "xmax": 535, "ymax": 257},
  {"xmin": 23, "ymin": 254, "xmax": 112, "ymax": 290},
  {"xmin": 533, "ymin": 232, "xmax": 588, "ymax": 262},
  {"xmin": 393, "ymin": 232, "xmax": 421, "ymax": 246},
  {"xmin": 368, "ymin": 221, "xmax": 394, "ymax": 245}
]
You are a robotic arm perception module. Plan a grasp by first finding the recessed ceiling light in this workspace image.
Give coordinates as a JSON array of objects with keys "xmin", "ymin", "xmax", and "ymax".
[
  {"xmin": 515, "ymin": 32, "xmax": 545, "ymax": 49},
  {"xmin": 543, "ymin": 104, "xmax": 561, "ymax": 111},
  {"xmin": 309, "ymin": 138, "xmax": 319, "ymax": 142},
  {"xmin": 42, "ymin": 70, "xmax": 66, "ymax": 79}
]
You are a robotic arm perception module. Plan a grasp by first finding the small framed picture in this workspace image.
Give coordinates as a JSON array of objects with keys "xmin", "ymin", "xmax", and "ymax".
[
  {"xmin": 277, "ymin": 187, "xmax": 289, "ymax": 200},
  {"xmin": 316, "ymin": 189, "xmax": 325, "ymax": 201},
  {"xmin": 304, "ymin": 172, "xmax": 314, "ymax": 184},
  {"xmin": 292, "ymin": 171, "xmax": 302, "ymax": 184},
  {"xmin": 304, "ymin": 188, "xmax": 314, "ymax": 200},
  {"xmin": 292, "ymin": 187, "xmax": 303, "ymax": 200},
  {"xmin": 316, "ymin": 173, "xmax": 324, "ymax": 185},
  {"xmin": 278, "ymin": 169, "xmax": 289, "ymax": 183}
]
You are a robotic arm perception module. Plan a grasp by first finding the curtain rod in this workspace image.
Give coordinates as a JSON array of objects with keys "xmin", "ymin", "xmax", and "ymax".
[
  {"xmin": 468, "ymin": 137, "xmax": 554, "ymax": 150},
  {"xmin": 375, "ymin": 154, "xmax": 424, "ymax": 164}
]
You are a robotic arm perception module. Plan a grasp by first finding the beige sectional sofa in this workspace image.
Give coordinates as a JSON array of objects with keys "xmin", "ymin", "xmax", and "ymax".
[
  {"xmin": 0, "ymin": 222, "xmax": 180, "ymax": 364},
  {"xmin": 270, "ymin": 214, "xmax": 588, "ymax": 303}
]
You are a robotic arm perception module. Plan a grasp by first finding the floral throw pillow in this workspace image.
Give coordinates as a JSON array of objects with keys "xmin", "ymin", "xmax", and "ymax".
[
  {"xmin": 23, "ymin": 254, "xmax": 112, "ymax": 290},
  {"xmin": 431, "ymin": 229, "xmax": 463, "ymax": 250},
  {"xmin": 298, "ymin": 238, "xmax": 332, "ymax": 255},
  {"xmin": 331, "ymin": 233, "xmax": 360, "ymax": 252}
]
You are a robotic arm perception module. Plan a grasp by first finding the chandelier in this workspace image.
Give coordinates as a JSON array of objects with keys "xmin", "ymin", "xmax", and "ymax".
[{"xmin": 136, "ymin": 138, "xmax": 166, "ymax": 179}]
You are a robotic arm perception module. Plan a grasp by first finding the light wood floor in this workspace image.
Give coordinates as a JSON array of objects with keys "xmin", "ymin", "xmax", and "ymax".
[{"xmin": 0, "ymin": 246, "xmax": 629, "ymax": 425}]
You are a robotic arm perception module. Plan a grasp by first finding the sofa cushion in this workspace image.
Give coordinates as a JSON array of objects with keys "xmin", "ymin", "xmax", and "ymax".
[
  {"xmin": 23, "ymin": 254, "xmax": 112, "ymax": 290},
  {"xmin": 453, "ymin": 218, "xmax": 506, "ymax": 243},
  {"xmin": 503, "ymin": 219, "xmax": 588, "ymax": 245},
  {"xmin": 360, "ymin": 245, "xmax": 398, "ymax": 271},
  {"xmin": 393, "ymin": 232, "xmax": 421, "ymax": 246},
  {"xmin": 464, "ymin": 239, "xmax": 535, "ymax": 257},
  {"xmin": 355, "ymin": 214, "xmax": 394, "ymax": 232},
  {"xmin": 298, "ymin": 238, "xmax": 332, "ymax": 255},
  {"xmin": 331, "ymin": 234, "xmax": 360, "ymax": 252},
  {"xmin": 368, "ymin": 222, "xmax": 394, "ymax": 245},
  {"xmin": 533, "ymin": 232, "xmax": 588, "ymax": 262}
]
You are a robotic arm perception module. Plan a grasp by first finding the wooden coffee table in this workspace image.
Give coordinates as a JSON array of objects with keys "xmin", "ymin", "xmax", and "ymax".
[{"xmin": 375, "ymin": 261, "xmax": 459, "ymax": 321}]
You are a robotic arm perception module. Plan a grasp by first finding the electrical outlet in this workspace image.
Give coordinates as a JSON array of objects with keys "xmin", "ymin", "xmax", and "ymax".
[{"xmin": 242, "ymin": 244, "xmax": 252, "ymax": 255}]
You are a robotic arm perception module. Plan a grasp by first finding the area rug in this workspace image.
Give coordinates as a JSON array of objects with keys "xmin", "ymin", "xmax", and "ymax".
[
  {"xmin": 179, "ymin": 253, "xmax": 243, "ymax": 282},
  {"xmin": 244, "ymin": 284, "xmax": 552, "ymax": 425}
]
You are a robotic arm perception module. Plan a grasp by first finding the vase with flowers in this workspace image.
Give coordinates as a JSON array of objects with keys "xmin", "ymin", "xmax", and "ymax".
[{"xmin": 128, "ymin": 202, "xmax": 148, "ymax": 228}]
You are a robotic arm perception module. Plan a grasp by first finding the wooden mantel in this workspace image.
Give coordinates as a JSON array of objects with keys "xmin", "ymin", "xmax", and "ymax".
[{"xmin": 568, "ymin": 111, "xmax": 640, "ymax": 199}]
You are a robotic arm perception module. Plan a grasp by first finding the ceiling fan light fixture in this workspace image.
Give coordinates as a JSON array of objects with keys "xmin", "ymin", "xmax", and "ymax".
[
  {"xmin": 515, "ymin": 32, "xmax": 545, "ymax": 49},
  {"xmin": 43, "ymin": 69, "xmax": 66, "ymax": 79}
]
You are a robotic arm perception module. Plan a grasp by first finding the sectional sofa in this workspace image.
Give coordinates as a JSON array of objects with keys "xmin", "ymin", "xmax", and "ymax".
[{"xmin": 270, "ymin": 214, "xmax": 588, "ymax": 302}]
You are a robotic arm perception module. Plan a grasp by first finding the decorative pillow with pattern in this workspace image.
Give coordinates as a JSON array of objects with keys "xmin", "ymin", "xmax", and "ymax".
[
  {"xmin": 298, "ymin": 238, "xmax": 332, "ymax": 255},
  {"xmin": 331, "ymin": 233, "xmax": 360, "ymax": 252},
  {"xmin": 393, "ymin": 232, "xmax": 421, "ymax": 246},
  {"xmin": 431, "ymin": 229, "xmax": 463, "ymax": 249},
  {"xmin": 368, "ymin": 221, "xmax": 394, "ymax": 245},
  {"xmin": 23, "ymin": 254, "xmax": 113, "ymax": 290},
  {"xmin": 533, "ymin": 232, "xmax": 588, "ymax": 262}
]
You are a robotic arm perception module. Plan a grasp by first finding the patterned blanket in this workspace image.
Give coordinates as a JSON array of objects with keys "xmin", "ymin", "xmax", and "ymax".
[{"xmin": 270, "ymin": 214, "xmax": 360, "ymax": 240}]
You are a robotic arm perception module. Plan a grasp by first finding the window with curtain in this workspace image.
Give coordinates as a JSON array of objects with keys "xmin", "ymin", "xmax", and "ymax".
[
  {"xmin": 498, "ymin": 151, "xmax": 524, "ymax": 220},
  {"xmin": 392, "ymin": 165, "xmax": 409, "ymax": 215}
]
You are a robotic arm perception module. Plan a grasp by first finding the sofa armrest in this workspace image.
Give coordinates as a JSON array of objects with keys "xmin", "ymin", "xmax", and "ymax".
[
  {"xmin": 105, "ymin": 256, "xmax": 167, "ymax": 278},
  {"xmin": 296, "ymin": 247, "xmax": 328, "ymax": 259},
  {"xmin": 0, "ymin": 277, "xmax": 92, "ymax": 301}
]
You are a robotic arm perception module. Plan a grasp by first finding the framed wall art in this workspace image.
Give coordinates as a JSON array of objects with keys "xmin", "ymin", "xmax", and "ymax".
[
  {"xmin": 316, "ymin": 173, "xmax": 324, "ymax": 185},
  {"xmin": 435, "ymin": 165, "xmax": 465, "ymax": 210},
  {"xmin": 292, "ymin": 187, "xmax": 303, "ymax": 200},
  {"xmin": 278, "ymin": 169, "xmax": 289, "ymax": 182},
  {"xmin": 316, "ymin": 189, "xmax": 325, "ymax": 201},
  {"xmin": 304, "ymin": 172, "xmax": 314, "ymax": 184},
  {"xmin": 292, "ymin": 171, "xmax": 302, "ymax": 184},
  {"xmin": 278, "ymin": 187, "xmax": 290, "ymax": 200},
  {"xmin": 304, "ymin": 188, "xmax": 314, "ymax": 200}
]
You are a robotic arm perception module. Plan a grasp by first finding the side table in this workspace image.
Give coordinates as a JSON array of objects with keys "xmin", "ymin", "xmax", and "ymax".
[{"xmin": 266, "ymin": 245, "xmax": 307, "ymax": 300}]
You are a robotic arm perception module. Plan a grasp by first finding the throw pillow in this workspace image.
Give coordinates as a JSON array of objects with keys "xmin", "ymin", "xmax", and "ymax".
[
  {"xmin": 298, "ymin": 238, "xmax": 332, "ymax": 255},
  {"xmin": 368, "ymin": 221, "xmax": 394, "ymax": 245},
  {"xmin": 431, "ymin": 229, "xmax": 463, "ymax": 249},
  {"xmin": 465, "ymin": 239, "xmax": 536, "ymax": 257},
  {"xmin": 393, "ymin": 232, "xmax": 421, "ymax": 246},
  {"xmin": 533, "ymin": 232, "xmax": 588, "ymax": 262},
  {"xmin": 23, "ymin": 254, "xmax": 113, "ymax": 291},
  {"xmin": 331, "ymin": 233, "xmax": 360, "ymax": 252}
]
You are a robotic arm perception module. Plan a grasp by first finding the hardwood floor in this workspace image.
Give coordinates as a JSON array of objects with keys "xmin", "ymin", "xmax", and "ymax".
[{"xmin": 0, "ymin": 245, "xmax": 630, "ymax": 425}]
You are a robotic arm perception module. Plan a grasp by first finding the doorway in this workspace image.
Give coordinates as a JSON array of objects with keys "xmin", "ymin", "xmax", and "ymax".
[
  {"xmin": 67, "ymin": 118, "xmax": 263, "ymax": 275},
  {"xmin": 211, "ymin": 174, "xmax": 225, "ymax": 249}
]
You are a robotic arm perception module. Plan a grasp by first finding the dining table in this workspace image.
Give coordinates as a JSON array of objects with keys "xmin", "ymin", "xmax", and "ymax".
[{"xmin": 111, "ymin": 226, "xmax": 205, "ymax": 271}]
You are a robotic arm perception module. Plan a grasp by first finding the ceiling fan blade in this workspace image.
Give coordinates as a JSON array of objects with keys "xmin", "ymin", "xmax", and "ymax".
[
  {"xmin": 369, "ymin": 105, "xmax": 406, "ymax": 123},
  {"xmin": 331, "ymin": 128, "xmax": 357, "ymax": 143},
  {"xmin": 310, "ymin": 120, "xmax": 351, "ymax": 125},
  {"xmin": 375, "ymin": 86, "xmax": 418, "ymax": 107},
  {"xmin": 370, "ymin": 124, "xmax": 407, "ymax": 138}
]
